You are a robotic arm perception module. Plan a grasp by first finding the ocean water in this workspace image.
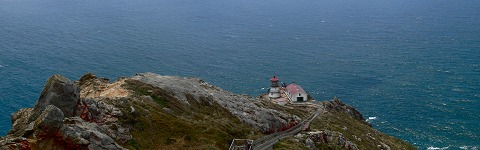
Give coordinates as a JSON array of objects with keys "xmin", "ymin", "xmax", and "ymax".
[{"xmin": 1, "ymin": 0, "xmax": 479, "ymax": 149}]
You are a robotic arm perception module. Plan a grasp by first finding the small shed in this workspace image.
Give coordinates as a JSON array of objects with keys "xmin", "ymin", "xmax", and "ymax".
[{"xmin": 286, "ymin": 83, "xmax": 308, "ymax": 102}]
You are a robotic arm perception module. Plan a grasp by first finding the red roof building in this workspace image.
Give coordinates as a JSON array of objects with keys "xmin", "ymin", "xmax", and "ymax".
[{"xmin": 286, "ymin": 83, "xmax": 308, "ymax": 102}]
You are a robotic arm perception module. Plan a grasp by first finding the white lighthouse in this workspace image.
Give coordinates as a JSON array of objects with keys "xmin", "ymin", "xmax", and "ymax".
[{"xmin": 269, "ymin": 76, "xmax": 281, "ymax": 99}]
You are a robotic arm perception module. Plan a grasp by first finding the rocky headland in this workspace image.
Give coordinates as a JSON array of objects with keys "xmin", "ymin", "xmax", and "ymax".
[{"xmin": 0, "ymin": 73, "xmax": 416, "ymax": 150}]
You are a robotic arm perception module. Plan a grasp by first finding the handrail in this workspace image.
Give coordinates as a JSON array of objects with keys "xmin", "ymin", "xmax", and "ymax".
[
  {"xmin": 251, "ymin": 107, "xmax": 322, "ymax": 150},
  {"xmin": 229, "ymin": 139, "xmax": 254, "ymax": 150}
]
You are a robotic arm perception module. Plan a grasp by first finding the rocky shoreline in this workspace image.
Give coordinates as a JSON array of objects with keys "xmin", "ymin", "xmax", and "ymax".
[{"xmin": 0, "ymin": 73, "xmax": 415, "ymax": 149}]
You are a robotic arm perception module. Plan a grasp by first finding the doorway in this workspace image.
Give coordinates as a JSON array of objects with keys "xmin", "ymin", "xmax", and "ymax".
[{"xmin": 297, "ymin": 97, "xmax": 304, "ymax": 102}]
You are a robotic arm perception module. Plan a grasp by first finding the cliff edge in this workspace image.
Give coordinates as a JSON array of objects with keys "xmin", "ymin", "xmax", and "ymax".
[{"xmin": 0, "ymin": 73, "xmax": 415, "ymax": 150}]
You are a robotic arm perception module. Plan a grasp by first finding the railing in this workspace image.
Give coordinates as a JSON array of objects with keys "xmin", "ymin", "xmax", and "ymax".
[
  {"xmin": 229, "ymin": 139, "xmax": 254, "ymax": 150},
  {"xmin": 250, "ymin": 107, "xmax": 322, "ymax": 150}
]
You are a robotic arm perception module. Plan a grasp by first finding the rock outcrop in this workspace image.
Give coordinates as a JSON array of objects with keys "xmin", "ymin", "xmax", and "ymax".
[
  {"xmin": 33, "ymin": 105, "xmax": 64, "ymax": 137},
  {"xmin": 30, "ymin": 74, "xmax": 80, "ymax": 122},
  {"xmin": 305, "ymin": 130, "xmax": 359, "ymax": 150},
  {"xmin": 1, "ymin": 75, "xmax": 125, "ymax": 150},
  {"xmin": 1, "ymin": 72, "xmax": 415, "ymax": 150},
  {"xmin": 323, "ymin": 98, "xmax": 371, "ymax": 127},
  {"xmin": 131, "ymin": 72, "xmax": 299, "ymax": 133},
  {"xmin": 305, "ymin": 137, "xmax": 316, "ymax": 150}
]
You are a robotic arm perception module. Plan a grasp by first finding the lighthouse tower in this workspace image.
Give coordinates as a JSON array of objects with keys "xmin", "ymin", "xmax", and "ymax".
[{"xmin": 269, "ymin": 76, "xmax": 281, "ymax": 98}]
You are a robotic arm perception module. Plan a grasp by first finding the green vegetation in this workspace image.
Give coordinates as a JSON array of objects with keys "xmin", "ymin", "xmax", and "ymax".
[
  {"xmin": 118, "ymin": 80, "xmax": 263, "ymax": 149},
  {"xmin": 309, "ymin": 110, "xmax": 415, "ymax": 149},
  {"xmin": 256, "ymin": 96, "xmax": 311, "ymax": 119},
  {"xmin": 125, "ymin": 139, "xmax": 140, "ymax": 150},
  {"xmin": 275, "ymin": 103, "xmax": 416, "ymax": 150},
  {"xmin": 121, "ymin": 80, "xmax": 414, "ymax": 149},
  {"xmin": 315, "ymin": 144, "xmax": 344, "ymax": 150},
  {"xmin": 123, "ymin": 80, "xmax": 167, "ymax": 107},
  {"xmin": 272, "ymin": 137, "xmax": 309, "ymax": 150},
  {"xmin": 273, "ymin": 137, "xmax": 344, "ymax": 150}
]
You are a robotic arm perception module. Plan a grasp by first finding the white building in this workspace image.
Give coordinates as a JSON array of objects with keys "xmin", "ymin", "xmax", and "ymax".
[
  {"xmin": 269, "ymin": 76, "xmax": 281, "ymax": 98},
  {"xmin": 286, "ymin": 83, "xmax": 308, "ymax": 102}
]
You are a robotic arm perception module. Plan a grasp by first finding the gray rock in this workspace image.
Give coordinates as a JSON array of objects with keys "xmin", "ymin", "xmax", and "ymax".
[
  {"xmin": 130, "ymin": 106, "xmax": 135, "ymax": 114},
  {"xmin": 59, "ymin": 117, "xmax": 126, "ymax": 150},
  {"xmin": 323, "ymin": 98, "xmax": 371, "ymax": 127},
  {"xmin": 307, "ymin": 130, "xmax": 359, "ymax": 150},
  {"xmin": 338, "ymin": 134, "xmax": 346, "ymax": 146},
  {"xmin": 29, "ymin": 75, "xmax": 80, "ymax": 122},
  {"xmin": 131, "ymin": 73, "xmax": 296, "ymax": 133},
  {"xmin": 75, "ymin": 98, "xmax": 102, "ymax": 122},
  {"xmin": 1, "ymin": 74, "xmax": 127, "ymax": 150},
  {"xmin": 346, "ymin": 141, "xmax": 359, "ymax": 150},
  {"xmin": 8, "ymin": 108, "xmax": 33, "ymax": 137},
  {"xmin": 73, "ymin": 98, "xmax": 131, "ymax": 143},
  {"xmin": 0, "ymin": 137, "xmax": 30, "ymax": 149},
  {"xmin": 162, "ymin": 107, "xmax": 174, "ymax": 114},
  {"xmin": 33, "ymin": 105, "xmax": 65, "ymax": 136},
  {"xmin": 305, "ymin": 138, "xmax": 316, "ymax": 150},
  {"xmin": 78, "ymin": 73, "xmax": 97, "ymax": 85}
]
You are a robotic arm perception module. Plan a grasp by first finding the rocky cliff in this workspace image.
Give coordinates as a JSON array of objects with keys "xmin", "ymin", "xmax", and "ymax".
[{"xmin": 0, "ymin": 73, "xmax": 415, "ymax": 150}]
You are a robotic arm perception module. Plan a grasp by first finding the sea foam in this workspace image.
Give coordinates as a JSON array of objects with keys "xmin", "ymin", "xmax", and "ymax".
[
  {"xmin": 366, "ymin": 117, "xmax": 377, "ymax": 122},
  {"xmin": 427, "ymin": 146, "xmax": 449, "ymax": 150},
  {"xmin": 460, "ymin": 146, "xmax": 478, "ymax": 150}
]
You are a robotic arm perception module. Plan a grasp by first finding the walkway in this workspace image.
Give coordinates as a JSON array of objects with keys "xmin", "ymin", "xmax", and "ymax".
[{"xmin": 229, "ymin": 105, "xmax": 323, "ymax": 150}]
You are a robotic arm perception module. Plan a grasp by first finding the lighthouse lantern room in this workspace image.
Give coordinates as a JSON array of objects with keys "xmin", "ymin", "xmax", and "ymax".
[{"xmin": 269, "ymin": 76, "xmax": 281, "ymax": 98}]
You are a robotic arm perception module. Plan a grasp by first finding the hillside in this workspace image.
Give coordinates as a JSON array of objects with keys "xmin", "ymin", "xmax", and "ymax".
[{"xmin": 0, "ymin": 73, "xmax": 415, "ymax": 150}]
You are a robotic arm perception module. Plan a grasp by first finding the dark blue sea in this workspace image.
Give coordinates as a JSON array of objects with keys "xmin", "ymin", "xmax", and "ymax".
[{"xmin": 1, "ymin": 0, "xmax": 479, "ymax": 149}]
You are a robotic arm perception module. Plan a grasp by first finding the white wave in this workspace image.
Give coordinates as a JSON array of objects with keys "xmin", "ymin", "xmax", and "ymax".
[
  {"xmin": 0, "ymin": 65, "xmax": 2, "ymax": 67},
  {"xmin": 366, "ymin": 116, "xmax": 377, "ymax": 122},
  {"xmin": 460, "ymin": 146, "xmax": 478, "ymax": 150},
  {"xmin": 427, "ymin": 146, "xmax": 449, "ymax": 150}
]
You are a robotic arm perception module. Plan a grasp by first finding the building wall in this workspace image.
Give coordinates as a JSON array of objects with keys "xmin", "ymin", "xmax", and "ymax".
[
  {"xmin": 292, "ymin": 93, "xmax": 307, "ymax": 102},
  {"xmin": 269, "ymin": 87, "xmax": 281, "ymax": 98},
  {"xmin": 286, "ymin": 91, "xmax": 307, "ymax": 102}
]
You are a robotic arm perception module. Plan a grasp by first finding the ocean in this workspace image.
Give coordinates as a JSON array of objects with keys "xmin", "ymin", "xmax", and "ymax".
[{"xmin": 0, "ymin": 0, "xmax": 479, "ymax": 149}]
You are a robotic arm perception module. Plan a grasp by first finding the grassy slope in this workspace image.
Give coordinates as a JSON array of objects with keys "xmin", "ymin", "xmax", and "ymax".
[
  {"xmin": 310, "ymin": 110, "xmax": 416, "ymax": 149},
  {"xmin": 118, "ymin": 79, "xmax": 414, "ymax": 149},
  {"xmin": 117, "ymin": 80, "xmax": 263, "ymax": 150},
  {"xmin": 275, "ymin": 105, "xmax": 416, "ymax": 150}
]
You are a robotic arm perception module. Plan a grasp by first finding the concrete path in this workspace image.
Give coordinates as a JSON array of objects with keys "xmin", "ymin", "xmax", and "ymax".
[{"xmin": 250, "ymin": 106, "xmax": 323, "ymax": 150}]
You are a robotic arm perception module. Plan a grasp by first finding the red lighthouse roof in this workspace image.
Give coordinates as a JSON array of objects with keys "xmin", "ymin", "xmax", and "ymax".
[{"xmin": 270, "ymin": 76, "xmax": 279, "ymax": 82}]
